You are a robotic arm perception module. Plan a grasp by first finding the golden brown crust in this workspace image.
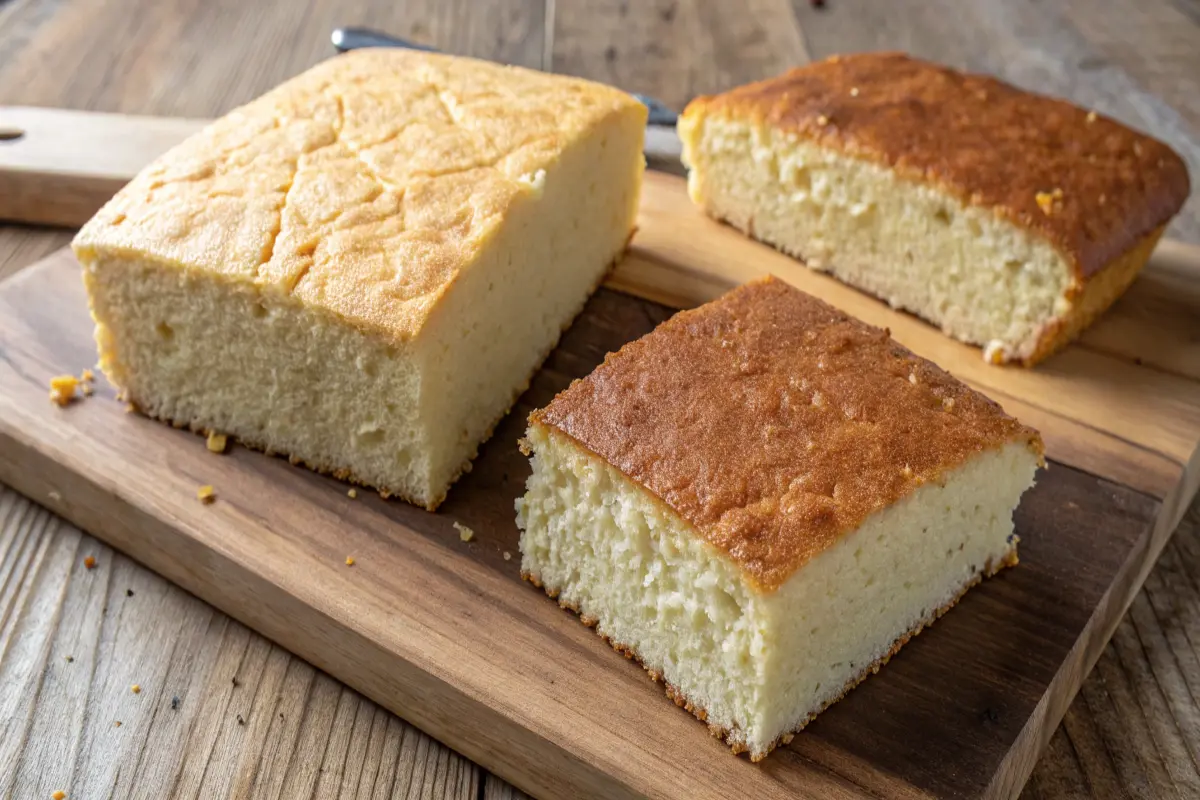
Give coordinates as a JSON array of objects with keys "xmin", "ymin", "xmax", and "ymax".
[
  {"xmin": 72, "ymin": 49, "xmax": 646, "ymax": 345},
  {"xmin": 1022, "ymin": 226, "xmax": 1165, "ymax": 365},
  {"xmin": 523, "ymin": 546, "xmax": 1018, "ymax": 759},
  {"xmin": 682, "ymin": 52, "xmax": 1189, "ymax": 281},
  {"xmin": 534, "ymin": 278, "xmax": 1042, "ymax": 591}
]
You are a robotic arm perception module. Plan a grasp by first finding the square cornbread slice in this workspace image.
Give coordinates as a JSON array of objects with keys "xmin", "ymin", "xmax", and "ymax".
[
  {"xmin": 517, "ymin": 277, "xmax": 1043, "ymax": 759},
  {"xmin": 678, "ymin": 53, "xmax": 1190, "ymax": 365},
  {"xmin": 72, "ymin": 49, "xmax": 646, "ymax": 509}
]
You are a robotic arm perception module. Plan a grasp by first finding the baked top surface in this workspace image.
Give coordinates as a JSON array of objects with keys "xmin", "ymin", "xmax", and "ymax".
[
  {"xmin": 681, "ymin": 52, "xmax": 1190, "ymax": 280},
  {"xmin": 73, "ymin": 49, "xmax": 644, "ymax": 341},
  {"xmin": 534, "ymin": 277, "xmax": 1043, "ymax": 592}
]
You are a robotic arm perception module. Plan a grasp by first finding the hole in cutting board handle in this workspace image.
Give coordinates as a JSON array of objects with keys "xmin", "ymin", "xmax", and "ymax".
[{"xmin": 0, "ymin": 126, "xmax": 24, "ymax": 142}]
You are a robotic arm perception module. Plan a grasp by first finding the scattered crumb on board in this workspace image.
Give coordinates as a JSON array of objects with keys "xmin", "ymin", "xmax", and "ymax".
[
  {"xmin": 206, "ymin": 432, "xmax": 228, "ymax": 453},
  {"xmin": 131, "ymin": 684, "xmax": 141, "ymax": 694},
  {"xmin": 347, "ymin": 488, "xmax": 358, "ymax": 499},
  {"xmin": 345, "ymin": 556, "xmax": 355, "ymax": 567},
  {"xmin": 503, "ymin": 551, "xmax": 512, "ymax": 561},
  {"xmin": 83, "ymin": 555, "xmax": 96, "ymax": 570},
  {"xmin": 453, "ymin": 522, "xmax": 475, "ymax": 542},
  {"xmin": 49, "ymin": 375, "xmax": 79, "ymax": 406},
  {"xmin": 196, "ymin": 485, "xmax": 216, "ymax": 504}
]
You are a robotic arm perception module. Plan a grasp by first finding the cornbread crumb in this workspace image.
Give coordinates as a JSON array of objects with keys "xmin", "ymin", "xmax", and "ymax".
[
  {"xmin": 131, "ymin": 684, "xmax": 141, "ymax": 694},
  {"xmin": 503, "ymin": 551, "xmax": 512, "ymax": 561},
  {"xmin": 81, "ymin": 369, "xmax": 95, "ymax": 381},
  {"xmin": 81, "ymin": 384, "xmax": 95, "ymax": 397},
  {"xmin": 83, "ymin": 555, "xmax": 96, "ymax": 570},
  {"xmin": 49, "ymin": 375, "xmax": 79, "ymax": 406},
  {"xmin": 196, "ymin": 485, "xmax": 216, "ymax": 504},
  {"xmin": 1035, "ymin": 188, "xmax": 1064, "ymax": 216},
  {"xmin": 48, "ymin": 490, "xmax": 61, "ymax": 502},
  {"xmin": 114, "ymin": 720, "xmax": 122, "ymax": 727},
  {"xmin": 345, "ymin": 556, "xmax": 355, "ymax": 567},
  {"xmin": 206, "ymin": 432, "xmax": 228, "ymax": 454},
  {"xmin": 347, "ymin": 488, "xmax": 358, "ymax": 499},
  {"xmin": 52, "ymin": 792, "xmax": 66, "ymax": 800},
  {"xmin": 1086, "ymin": 110, "xmax": 1098, "ymax": 123},
  {"xmin": 454, "ymin": 522, "xmax": 475, "ymax": 542}
]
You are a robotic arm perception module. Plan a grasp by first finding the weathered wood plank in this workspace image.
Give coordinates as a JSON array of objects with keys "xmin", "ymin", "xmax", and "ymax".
[{"xmin": 1, "ymin": 1, "xmax": 1199, "ymax": 798}]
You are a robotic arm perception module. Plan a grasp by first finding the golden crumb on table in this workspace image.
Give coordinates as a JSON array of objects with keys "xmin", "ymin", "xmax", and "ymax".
[
  {"xmin": 196, "ymin": 485, "xmax": 216, "ymax": 504},
  {"xmin": 83, "ymin": 555, "xmax": 96, "ymax": 570},
  {"xmin": 131, "ymin": 684, "xmax": 141, "ymax": 694},
  {"xmin": 81, "ymin": 384, "xmax": 95, "ymax": 397},
  {"xmin": 49, "ymin": 375, "xmax": 78, "ymax": 406},
  {"xmin": 114, "ymin": 720, "xmax": 122, "ymax": 727},
  {"xmin": 81, "ymin": 368, "xmax": 95, "ymax": 381},
  {"xmin": 52, "ymin": 792, "xmax": 66, "ymax": 800},
  {"xmin": 345, "ymin": 556, "xmax": 356, "ymax": 567},
  {"xmin": 205, "ymin": 432, "xmax": 228, "ymax": 453},
  {"xmin": 347, "ymin": 488, "xmax": 358, "ymax": 499},
  {"xmin": 454, "ymin": 522, "xmax": 475, "ymax": 542}
]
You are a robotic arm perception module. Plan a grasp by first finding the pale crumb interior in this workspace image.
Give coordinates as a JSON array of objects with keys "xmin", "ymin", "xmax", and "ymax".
[
  {"xmin": 518, "ymin": 424, "xmax": 1038, "ymax": 757},
  {"xmin": 680, "ymin": 115, "xmax": 1075, "ymax": 363},
  {"xmin": 80, "ymin": 112, "xmax": 644, "ymax": 508}
]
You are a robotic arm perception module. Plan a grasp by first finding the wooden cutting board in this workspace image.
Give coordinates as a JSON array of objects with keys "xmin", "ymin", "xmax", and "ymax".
[{"xmin": 2, "ymin": 118, "xmax": 1200, "ymax": 797}]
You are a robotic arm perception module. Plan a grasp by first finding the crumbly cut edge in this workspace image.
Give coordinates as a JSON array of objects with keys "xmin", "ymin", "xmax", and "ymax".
[
  {"xmin": 102, "ymin": 239, "xmax": 633, "ymax": 511},
  {"xmin": 685, "ymin": 145, "xmax": 1165, "ymax": 367},
  {"xmin": 523, "ymin": 546, "xmax": 1019, "ymax": 760},
  {"xmin": 1019, "ymin": 225, "xmax": 1164, "ymax": 366}
]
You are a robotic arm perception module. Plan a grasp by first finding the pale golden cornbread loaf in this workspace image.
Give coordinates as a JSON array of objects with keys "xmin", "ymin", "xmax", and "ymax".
[
  {"xmin": 518, "ymin": 278, "xmax": 1043, "ymax": 758},
  {"xmin": 679, "ymin": 53, "xmax": 1190, "ymax": 365},
  {"xmin": 73, "ymin": 48, "xmax": 647, "ymax": 509}
]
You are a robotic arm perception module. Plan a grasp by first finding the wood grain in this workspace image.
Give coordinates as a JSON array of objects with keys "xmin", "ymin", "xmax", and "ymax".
[
  {"xmin": 0, "ymin": 219, "xmax": 1184, "ymax": 799},
  {"xmin": 0, "ymin": 1, "xmax": 1198, "ymax": 798}
]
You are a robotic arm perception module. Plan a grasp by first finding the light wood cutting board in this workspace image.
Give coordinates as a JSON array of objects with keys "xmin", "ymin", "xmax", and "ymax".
[{"xmin": 1, "ymin": 108, "xmax": 1200, "ymax": 799}]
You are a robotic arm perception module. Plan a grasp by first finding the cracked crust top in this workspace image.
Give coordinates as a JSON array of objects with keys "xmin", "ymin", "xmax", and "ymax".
[
  {"xmin": 534, "ymin": 278, "xmax": 1043, "ymax": 592},
  {"xmin": 72, "ymin": 48, "xmax": 645, "ymax": 342},
  {"xmin": 681, "ymin": 53, "xmax": 1190, "ymax": 280}
]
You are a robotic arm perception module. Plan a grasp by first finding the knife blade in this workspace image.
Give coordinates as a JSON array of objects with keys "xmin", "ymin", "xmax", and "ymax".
[
  {"xmin": 330, "ymin": 27, "xmax": 683, "ymax": 166},
  {"xmin": 0, "ymin": 30, "xmax": 685, "ymax": 228}
]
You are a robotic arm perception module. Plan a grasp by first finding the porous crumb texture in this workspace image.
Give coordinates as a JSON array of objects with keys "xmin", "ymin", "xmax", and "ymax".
[
  {"xmin": 679, "ymin": 53, "xmax": 1189, "ymax": 365},
  {"xmin": 519, "ymin": 424, "xmax": 1035, "ymax": 758},
  {"xmin": 72, "ymin": 49, "xmax": 647, "ymax": 508},
  {"xmin": 528, "ymin": 547, "xmax": 1015, "ymax": 760},
  {"xmin": 518, "ymin": 278, "xmax": 1042, "ymax": 758}
]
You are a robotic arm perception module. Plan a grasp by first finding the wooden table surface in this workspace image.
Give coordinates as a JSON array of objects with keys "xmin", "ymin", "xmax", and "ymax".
[{"xmin": 1, "ymin": 1, "xmax": 1199, "ymax": 798}]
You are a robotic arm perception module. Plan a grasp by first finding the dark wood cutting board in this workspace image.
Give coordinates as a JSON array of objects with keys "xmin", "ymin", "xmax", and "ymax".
[{"xmin": 1, "ymin": 173, "xmax": 1198, "ymax": 798}]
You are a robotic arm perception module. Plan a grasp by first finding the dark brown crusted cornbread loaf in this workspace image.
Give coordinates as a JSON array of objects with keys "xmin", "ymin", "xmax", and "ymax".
[
  {"xmin": 679, "ymin": 52, "xmax": 1190, "ymax": 365},
  {"xmin": 518, "ymin": 277, "xmax": 1044, "ymax": 759}
]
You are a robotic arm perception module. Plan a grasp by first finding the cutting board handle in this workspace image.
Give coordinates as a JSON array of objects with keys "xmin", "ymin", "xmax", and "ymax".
[{"xmin": 0, "ymin": 106, "xmax": 206, "ymax": 228}]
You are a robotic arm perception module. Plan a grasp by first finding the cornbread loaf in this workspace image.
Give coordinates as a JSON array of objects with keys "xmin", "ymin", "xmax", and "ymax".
[
  {"xmin": 72, "ymin": 49, "xmax": 647, "ymax": 509},
  {"xmin": 517, "ymin": 277, "xmax": 1043, "ymax": 759},
  {"xmin": 679, "ymin": 53, "xmax": 1190, "ymax": 365}
]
